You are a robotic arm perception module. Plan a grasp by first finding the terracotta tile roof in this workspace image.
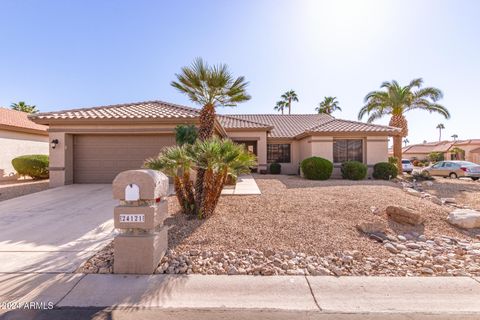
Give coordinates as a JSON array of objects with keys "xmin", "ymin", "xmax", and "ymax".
[
  {"xmin": 0, "ymin": 107, "xmax": 47, "ymax": 133},
  {"xmin": 217, "ymin": 115, "xmax": 273, "ymax": 130},
  {"xmin": 305, "ymin": 119, "xmax": 401, "ymax": 135},
  {"xmin": 403, "ymin": 141, "xmax": 455, "ymax": 154},
  {"xmin": 403, "ymin": 140, "xmax": 480, "ymax": 154},
  {"xmin": 29, "ymin": 100, "xmax": 200, "ymax": 121},
  {"xmin": 223, "ymin": 114, "xmax": 333, "ymax": 138}
]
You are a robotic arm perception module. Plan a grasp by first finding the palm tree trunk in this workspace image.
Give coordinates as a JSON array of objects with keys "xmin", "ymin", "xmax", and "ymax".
[
  {"xmin": 439, "ymin": 129, "xmax": 442, "ymax": 142},
  {"xmin": 195, "ymin": 103, "xmax": 216, "ymax": 217},
  {"xmin": 393, "ymin": 135, "xmax": 403, "ymax": 175},
  {"xmin": 389, "ymin": 114, "xmax": 408, "ymax": 176},
  {"xmin": 288, "ymin": 98, "xmax": 291, "ymax": 115}
]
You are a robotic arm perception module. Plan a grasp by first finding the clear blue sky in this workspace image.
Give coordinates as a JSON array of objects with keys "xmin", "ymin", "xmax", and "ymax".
[{"xmin": 1, "ymin": 0, "xmax": 479, "ymax": 144}]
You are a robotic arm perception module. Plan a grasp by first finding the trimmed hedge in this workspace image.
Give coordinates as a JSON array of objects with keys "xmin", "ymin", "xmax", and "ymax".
[
  {"xmin": 269, "ymin": 162, "xmax": 281, "ymax": 174},
  {"xmin": 11, "ymin": 155, "xmax": 49, "ymax": 179},
  {"xmin": 301, "ymin": 157, "xmax": 333, "ymax": 180},
  {"xmin": 341, "ymin": 161, "xmax": 367, "ymax": 180},
  {"xmin": 372, "ymin": 162, "xmax": 398, "ymax": 180}
]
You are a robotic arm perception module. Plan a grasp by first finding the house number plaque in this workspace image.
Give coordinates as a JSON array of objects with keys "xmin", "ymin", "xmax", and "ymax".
[{"xmin": 119, "ymin": 214, "xmax": 145, "ymax": 223}]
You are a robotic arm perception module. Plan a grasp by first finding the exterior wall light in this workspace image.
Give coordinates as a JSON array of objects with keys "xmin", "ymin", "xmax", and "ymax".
[{"xmin": 51, "ymin": 139, "xmax": 59, "ymax": 149}]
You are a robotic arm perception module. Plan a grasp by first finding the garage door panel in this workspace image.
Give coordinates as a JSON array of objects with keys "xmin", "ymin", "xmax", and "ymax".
[{"xmin": 73, "ymin": 134, "xmax": 175, "ymax": 183}]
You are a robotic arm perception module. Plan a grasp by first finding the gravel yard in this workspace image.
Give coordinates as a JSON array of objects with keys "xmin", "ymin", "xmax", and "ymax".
[
  {"xmin": 421, "ymin": 178, "xmax": 480, "ymax": 210},
  {"xmin": 0, "ymin": 179, "xmax": 49, "ymax": 202},
  {"xmin": 165, "ymin": 174, "xmax": 467, "ymax": 257}
]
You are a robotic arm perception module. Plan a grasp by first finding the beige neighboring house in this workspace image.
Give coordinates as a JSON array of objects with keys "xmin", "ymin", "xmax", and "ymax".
[
  {"xmin": 0, "ymin": 108, "xmax": 49, "ymax": 180},
  {"xmin": 398, "ymin": 140, "xmax": 480, "ymax": 164},
  {"xmin": 29, "ymin": 100, "xmax": 400, "ymax": 187}
]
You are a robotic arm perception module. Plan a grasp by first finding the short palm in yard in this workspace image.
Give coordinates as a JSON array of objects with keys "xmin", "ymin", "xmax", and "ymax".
[
  {"xmin": 358, "ymin": 78, "xmax": 450, "ymax": 171},
  {"xmin": 145, "ymin": 138, "xmax": 256, "ymax": 218},
  {"xmin": 171, "ymin": 58, "xmax": 251, "ymax": 217}
]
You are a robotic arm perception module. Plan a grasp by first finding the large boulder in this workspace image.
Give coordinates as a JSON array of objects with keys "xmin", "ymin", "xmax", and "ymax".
[
  {"xmin": 447, "ymin": 209, "xmax": 480, "ymax": 229},
  {"xmin": 386, "ymin": 205, "xmax": 425, "ymax": 225}
]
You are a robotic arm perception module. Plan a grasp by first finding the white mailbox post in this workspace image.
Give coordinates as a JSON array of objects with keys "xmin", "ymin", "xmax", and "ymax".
[{"xmin": 112, "ymin": 169, "xmax": 169, "ymax": 274}]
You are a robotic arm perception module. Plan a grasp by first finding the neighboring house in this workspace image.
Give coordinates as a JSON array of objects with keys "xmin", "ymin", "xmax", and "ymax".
[
  {"xmin": 29, "ymin": 101, "xmax": 400, "ymax": 187},
  {"xmin": 396, "ymin": 140, "xmax": 480, "ymax": 164},
  {"xmin": 0, "ymin": 108, "xmax": 49, "ymax": 180}
]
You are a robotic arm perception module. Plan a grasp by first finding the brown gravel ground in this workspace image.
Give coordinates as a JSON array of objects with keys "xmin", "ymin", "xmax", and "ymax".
[
  {"xmin": 165, "ymin": 174, "xmax": 471, "ymax": 259},
  {"xmin": 0, "ymin": 179, "xmax": 49, "ymax": 201},
  {"xmin": 422, "ymin": 177, "xmax": 480, "ymax": 210}
]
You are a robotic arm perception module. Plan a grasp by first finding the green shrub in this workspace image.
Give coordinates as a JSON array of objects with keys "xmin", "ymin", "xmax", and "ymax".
[
  {"xmin": 301, "ymin": 157, "xmax": 333, "ymax": 180},
  {"xmin": 11, "ymin": 155, "xmax": 49, "ymax": 179},
  {"xmin": 372, "ymin": 162, "xmax": 398, "ymax": 180},
  {"xmin": 269, "ymin": 162, "xmax": 281, "ymax": 174},
  {"xmin": 388, "ymin": 156, "xmax": 398, "ymax": 166},
  {"xmin": 428, "ymin": 152, "xmax": 444, "ymax": 163},
  {"xmin": 175, "ymin": 124, "xmax": 198, "ymax": 146},
  {"xmin": 341, "ymin": 161, "xmax": 367, "ymax": 180}
]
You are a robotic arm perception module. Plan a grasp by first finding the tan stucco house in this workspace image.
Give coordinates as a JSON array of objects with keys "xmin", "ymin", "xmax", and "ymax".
[
  {"xmin": 29, "ymin": 100, "xmax": 400, "ymax": 187},
  {"xmin": 0, "ymin": 108, "xmax": 49, "ymax": 180},
  {"xmin": 398, "ymin": 140, "xmax": 480, "ymax": 163}
]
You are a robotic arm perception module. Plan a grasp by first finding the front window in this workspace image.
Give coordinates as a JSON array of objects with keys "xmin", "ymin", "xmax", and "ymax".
[
  {"xmin": 267, "ymin": 144, "xmax": 291, "ymax": 163},
  {"xmin": 333, "ymin": 139, "xmax": 363, "ymax": 163}
]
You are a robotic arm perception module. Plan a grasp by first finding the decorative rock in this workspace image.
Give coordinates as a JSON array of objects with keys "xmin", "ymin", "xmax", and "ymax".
[
  {"xmin": 397, "ymin": 235, "xmax": 407, "ymax": 242},
  {"xmin": 384, "ymin": 243, "xmax": 399, "ymax": 254},
  {"xmin": 429, "ymin": 196, "xmax": 443, "ymax": 206},
  {"xmin": 447, "ymin": 209, "xmax": 480, "ymax": 229},
  {"xmin": 356, "ymin": 220, "xmax": 386, "ymax": 234},
  {"xmin": 386, "ymin": 205, "xmax": 425, "ymax": 225},
  {"xmin": 441, "ymin": 198, "xmax": 456, "ymax": 204}
]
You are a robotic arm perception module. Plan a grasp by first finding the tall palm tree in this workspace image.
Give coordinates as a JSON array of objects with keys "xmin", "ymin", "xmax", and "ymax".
[
  {"xmin": 280, "ymin": 90, "xmax": 298, "ymax": 114},
  {"xmin": 403, "ymin": 138, "xmax": 409, "ymax": 147},
  {"xmin": 358, "ymin": 78, "xmax": 449, "ymax": 171},
  {"xmin": 171, "ymin": 58, "xmax": 251, "ymax": 140},
  {"xmin": 316, "ymin": 96, "xmax": 341, "ymax": 115},
  {"xmin": 436, "ymin": 123, "xmax": 445, "ymax": 141},
  {"xmin": 10, "ymin": 101, "xmax": 38, "ymax": 113},
  {"xmin": 274, "ymin": 100, "xmax": 287, "ymax": 115},
  {"xmin": 171, "ymin": 58, "xmax": 251, "ymax": 216},
  {"xmin": 451, "ymin": 134, "xmax": 458, "ymax": 141}
]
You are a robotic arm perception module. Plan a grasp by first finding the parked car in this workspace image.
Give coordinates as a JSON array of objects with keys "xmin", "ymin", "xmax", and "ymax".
[
  {"xmin": 422, "ymin": 161, "xmax": 480, "ymax": 181},
  {"xmin": 402, "ymin": 159, "xmax": 414, "ymax": 174}
]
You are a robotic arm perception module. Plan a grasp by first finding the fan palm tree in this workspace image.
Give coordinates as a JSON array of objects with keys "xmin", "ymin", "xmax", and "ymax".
[
  {"xmin": 274, "ymin": 100, "xmax": 287, "ymax": 115},
  {"xmin": 436, "ymin": 123, "xmax": 445, "ymax": 141},
  {"xmin": 10, "ymin": 101, "xmax": 38, "ymax": 113},
  {"xmin": 171, "ymin": 58, "xmax": 251, "ymax": 140},
  {"xmin": 358, "ymin": 78, "xmax": 449, "ymax": 171},
  {"xmin": 403, "ymin": 138, "xmax": 409, "ymax": 147},
  {"xmin": 451, "ymin": 134, "xmax": 458, "ymax": 141},
  {"xmin": 280, "ymin": 90, "xmax": 298, "ymax": 114},
  {"xmin": 316, "ymin": 96, "xmax": 341, "ymax": 115},
  {"xmin": 144, "ymin": 145, "xmax": 195, "ymax": 215},
  {"xmin": 171, "ymin": 58, "xmax": 251, "ymax": 215}
]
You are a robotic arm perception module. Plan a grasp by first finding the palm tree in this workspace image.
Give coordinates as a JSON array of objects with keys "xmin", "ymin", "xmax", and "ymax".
[
  {"xmin": 436, "ymin": 123, "xmax": 445, "ymax": 141},
  {"xmin": 403, "ymin": 138, "xmax": 409, "ymax": 147},
  {"xmin": 316, "ymin": 96, "xmax": 341, "ymax": 115},
  {"xmin": 451, "ymin": 134, "xmax": 458, "ymax": 141},
  {"xmin": 144, "ymin": 145, "xmax": 195, "ymax": 215},
  {"xmin": 358, "ymin": 78, "xmax": 449, "ymax": 171},
  {"xmin": 10, "ymin": 101, "xmax": 38, "ymax": 113},
  {"xmin": 145, "ymin": 138, "xmax": 256, "ymax": 218},
  {"xmin": 171, "ymin": 58, "xmax": 251, "ymax": 215},
  {"xmin": 171, "ymin": 58, "xmax": 251, "ymax": 140},
  {"xmin": 280, "ymin": 90, "xmax": 298, "ymax": 114},
  {"xmin": 274, "ymin": 100, "xmax": 287, "ymax": 115}
]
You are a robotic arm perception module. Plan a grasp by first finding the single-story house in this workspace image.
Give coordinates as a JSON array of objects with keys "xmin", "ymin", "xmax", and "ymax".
[
  {"xmin": 396, "ymin": 140, "xmax": 480, "ymax": 163},
  {"xmin": 29, "ymin": 100, "xmax": 400, "ymax": 187},
  {"xmin": 0, "ymin": 108, "xmax": 49, "ymax": 180}
]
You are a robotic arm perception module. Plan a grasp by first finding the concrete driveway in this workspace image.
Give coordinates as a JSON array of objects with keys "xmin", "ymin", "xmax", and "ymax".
[{"xmin": 0, "ymin": 184, "xmax": 115, "ymax": 273}]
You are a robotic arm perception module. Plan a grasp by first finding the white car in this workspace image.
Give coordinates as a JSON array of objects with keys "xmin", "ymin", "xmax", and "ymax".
[{"xmin": 402, "ymin": 159, "xmax": 414, "ymax": 174}]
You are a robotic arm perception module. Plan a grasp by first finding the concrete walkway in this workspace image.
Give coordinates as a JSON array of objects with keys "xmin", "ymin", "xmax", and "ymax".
[
  {"xmin": 221, "ymin": 175, "xmax": 261, "ymax": 195},
  {"xmin": 1, "ymin": 274, "xmax": 480, "ymax": 318},
  {"xmin": 0, "ymin": 184, "xmax": 115, "ymax": 273}
]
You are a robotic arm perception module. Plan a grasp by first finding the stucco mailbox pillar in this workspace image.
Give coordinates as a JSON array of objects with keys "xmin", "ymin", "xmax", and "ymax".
[{"xmin": 112, "ymin": 169, "xmax": 169, "ymax": 274}]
